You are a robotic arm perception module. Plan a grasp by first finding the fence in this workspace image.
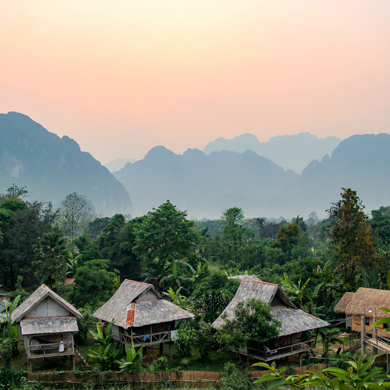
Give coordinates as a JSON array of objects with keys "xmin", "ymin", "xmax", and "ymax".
[{"xmin": 26, "ymin": 365, "xmax": 328, "ymax": 388}]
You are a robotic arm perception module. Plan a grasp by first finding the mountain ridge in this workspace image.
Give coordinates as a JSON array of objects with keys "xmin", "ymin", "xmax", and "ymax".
[
  {"xmin": 203, "ymin": 132, "xmax": 341, "ymax": 173},
  {"xmin": 0, "ymin": 112, "xmax": 132, "ymax": 216}
]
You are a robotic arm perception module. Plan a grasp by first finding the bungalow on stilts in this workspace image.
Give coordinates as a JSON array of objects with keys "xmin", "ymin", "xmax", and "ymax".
[
  {"xmin": 93, "ymin": 280, "xmax": 194, "ymax": 361},
  {"xmin": 212, "ymin": 280, "xmax": 329, "ymax": 362},
  {"xmin": 11, "ymin": 284, "xmax": 83, "ymax": 372}
]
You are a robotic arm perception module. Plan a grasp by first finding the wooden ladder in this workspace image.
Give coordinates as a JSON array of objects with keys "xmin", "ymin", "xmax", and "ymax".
[{"xmin": 74, "ymin": 348, "xmax": 91, "ymax": 370}]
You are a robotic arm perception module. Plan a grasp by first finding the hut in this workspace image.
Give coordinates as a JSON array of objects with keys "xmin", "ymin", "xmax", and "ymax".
[
  {"xmin": 335, "ymin": 288, "xmax": 390, "ymax": 339},
  {"xmin": 0, "ymin": 285, "xmax": 11, "ymax": 300},
  {"xmin": 0, "ymin": 299, "xmax": 6, "ymax": 319},
  {"xmin": 11, "ymin": 284, "xmax": 83, "ymax": 372},
  {"xmin": 93, "ymin": 280, "xmax": 194, "ymax": 358},
  {"xmin": 212, "ymin": 280, "xmax": 329, "ymax": 362}
]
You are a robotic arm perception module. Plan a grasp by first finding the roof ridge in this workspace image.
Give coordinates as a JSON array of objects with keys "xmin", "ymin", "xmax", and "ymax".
[
  {"xmin": 243, "ymin": 280, "xmax": 278, "ymax": 286},
  {"xmin": 124, "ymin": 279, "xmax": 151, "ymax": 286}
]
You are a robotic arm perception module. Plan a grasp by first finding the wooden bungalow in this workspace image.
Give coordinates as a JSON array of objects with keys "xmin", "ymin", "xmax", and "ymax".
[
  {"xmin": 93, "ymin": 280, "xmax": 194, "ymax": 358},
  {"xmin": 11, "ymin": 284, "xmax": 83, "ymax": 372},
  {"xmin": 212, "ymin": 280, "xmax": 329, "ymax": 362},
  {"xmin": 335, "ymin": 288, "xmax": 390, "ymax": 340}
]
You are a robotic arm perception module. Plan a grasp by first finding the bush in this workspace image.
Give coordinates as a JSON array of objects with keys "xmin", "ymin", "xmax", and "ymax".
[{"xmin": 218, "ymin": 363, "xmax": 254, "ymax": 390}]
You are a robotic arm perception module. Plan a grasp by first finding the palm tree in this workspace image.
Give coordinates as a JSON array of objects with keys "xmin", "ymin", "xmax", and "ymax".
[
  {"xmin": 33, "ymin": 232, "xmax": 68, "ymax": 288},
  {"xmin": 318, "ymin": 327, "xmax": 343, "ymax": 356}
]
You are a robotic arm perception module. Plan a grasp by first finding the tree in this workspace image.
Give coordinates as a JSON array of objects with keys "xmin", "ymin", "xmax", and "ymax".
[
  {"xmin": 133, "ymin": 201, "xmax": 201, "ymax": 286},
  {"xmin": 33, "ymin": 232, "xmax": 68, "ymax": 288},
  {"xmin": 318, "ymin": 327, "xmax": 343, "ymax": 356},
  {"xmin": 71, "ymin": 259, "xmax": 118, "ymax": 309},
  {"xmin": 190, "ymin": 273, "xmax": 239, "ymax": 323},
  {"xmin": 217, "ymin": 298, "xmax": 281, "ymax": 366},
  {"xmin": 220, "ymin": 207, "xmax": 253, "ymax": 265},
  {"xmin": 272, "ymin": 224, "xmax": 301, "ymax": 253},
  {"xmin": 60, "ymin": 192, "xmax": 93, "ymax": 239},
  {"xmin": 0, "ymin": 190, "xmax": 58, "ymax": 289},
  {"xmin": 328, "ymin": 188, "xmax": 374, "ymax": 289},
  {"xmin": 280, "ymin": 273, "xmax": 310, "ymax": 309},
  {"xmin": 102, "ymin": 215, "xmax": 143, "ymax": 281}
]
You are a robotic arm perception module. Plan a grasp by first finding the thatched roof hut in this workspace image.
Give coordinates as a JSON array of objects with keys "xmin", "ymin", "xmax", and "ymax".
[
  {"xmin": 212, "ymin": 280, "xmax": 329, "ymax": 336},
  {"xmin": 228, "ymin": 275, "xmax": 261, "ymax": 282},
  {"xmin": 10, "ymin": 284, "xmax": 83, "ymax": 372},
  {"xmin": 94, "ymin": 279, "xmax": 194, "ymax": 329},
  {"xmin": 335, "ymin": 288, "xmax": 390, "ymax": 318}
]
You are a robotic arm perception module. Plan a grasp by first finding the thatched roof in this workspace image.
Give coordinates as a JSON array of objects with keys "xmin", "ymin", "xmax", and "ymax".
[
  {"xmin": 228, "ymin": 275, "xmax": 261, "ymax": 282},
  {"xmin": 11, "ymin": 285, "xmax": 83, "ymax": 324},
  {"xmin": 212, "ymin": 280, "xmax": 329, "ymax": 335},
  {"xmin": 334, "ymin": 288, "xmax": 390, "ymax": 318},
  {"xmin": 93, "ymin": 279, "xmax": 194, "ymax": 328},
  {"xmin": 334, "ymin": 292, "xmax": 355, "ymax": 314},
  {"xmin": 20, "ymin": 317, "xmax": 78, "ymax": 336},
  {"xmin": 274, "ymin": 308, "xmax": 329, "ymax": 337}
]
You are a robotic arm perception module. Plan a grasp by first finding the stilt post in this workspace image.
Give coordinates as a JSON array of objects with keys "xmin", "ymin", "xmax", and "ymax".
[{"xmin": 361, "ymin": 316, "xmax": 366, "ymax": 355}]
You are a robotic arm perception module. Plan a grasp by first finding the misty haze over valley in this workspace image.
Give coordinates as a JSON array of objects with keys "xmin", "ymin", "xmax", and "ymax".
[{"xmin": 1, "ymin": 112, "xmax": 389, "ymax": 221}]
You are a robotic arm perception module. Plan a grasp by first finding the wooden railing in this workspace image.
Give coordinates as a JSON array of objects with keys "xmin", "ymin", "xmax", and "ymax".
[
  {"xmin": 236, "ymin": 339, "xmax": 316, "ymax": 361},
  {"xmin": 120, "ymin": 331, "xmax": 171, "ymax": 346},
  {"xmin": 29, "ymin": 342, "xmax": 73, "ymax": 358}
]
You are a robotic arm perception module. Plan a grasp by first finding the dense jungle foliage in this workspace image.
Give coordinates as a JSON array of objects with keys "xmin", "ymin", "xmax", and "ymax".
[{"xmin": 1, "ymin": 185, "xmax": 390, "ymax": 381}]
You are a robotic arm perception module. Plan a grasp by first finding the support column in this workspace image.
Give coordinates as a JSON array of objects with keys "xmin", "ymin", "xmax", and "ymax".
[
  {"xmin": 27, "ymin": 358, "xmax": 32, "ymax": 373},
  {"xmin": 361, "ymin": 316, "xmax": 366, "ymax": 355},
  {"xmin": 372, "ymin": 315, "xmax": 378, "ymax": 355},
  {"xmin": 169, "ymin": 342, "xmax": 173, "ymax": 363},
  {"xmin": 159, "ymin": 342, "xmax": 164, "ymax": 357},
  {"xmin": 72, "ymin": 355, "xmax": 76, "ymax": 370}
]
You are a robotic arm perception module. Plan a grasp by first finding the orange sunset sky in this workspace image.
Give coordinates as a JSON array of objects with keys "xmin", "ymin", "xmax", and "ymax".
[{"xmin": 1, "ymin": 1, "xmax": 390, "ymax": 163}]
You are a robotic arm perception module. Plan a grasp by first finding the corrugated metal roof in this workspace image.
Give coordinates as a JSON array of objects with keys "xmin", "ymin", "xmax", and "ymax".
[
  {"xmin": 20, "ymin": 316, "xmax": 79, "ymax": 336},
  {"xmin": 11, "ymin": 285, "xmax": 83, "ymax": 324},
  {"xmin": 94, "ymin": 279, "xmax": 194, "ymax": 328},
  {"xmin": 212, "ymin": 280, "xmax": 328, "ymax": 334}
]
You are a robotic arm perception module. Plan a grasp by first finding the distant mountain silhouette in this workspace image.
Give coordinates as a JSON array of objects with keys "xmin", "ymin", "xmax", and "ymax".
[
  {"xmin": 114, "ymin": 146, "xmax": 299, "ymax": 219},
  {"xmin": 299, "ymin": 133, "xmax": 390, "ymax": 216},
  {"xmin": 203, "ymin": 132, "xmax": 341, "ymax": 173},
  {"xmin": 104, "ymin": 158, "xmax": 135, "ymax": 173},
  {"xmin": 115, "ymin": 134, "xmax": 390, "ymax": 219},
  {"xmin": 0, "ymin": 112, "xmax": 131, "ymax": 216}
]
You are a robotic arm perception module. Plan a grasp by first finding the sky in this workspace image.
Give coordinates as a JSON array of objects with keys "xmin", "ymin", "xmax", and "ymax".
[{"xmin": 1, "ymin": 1, "xmax": 390, "ymax": 164}]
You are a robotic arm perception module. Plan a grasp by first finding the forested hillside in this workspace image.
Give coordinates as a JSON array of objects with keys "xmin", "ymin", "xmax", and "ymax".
[{"xmin": 0, "ymin": 112, "xmax": 132, "ymax": 216}]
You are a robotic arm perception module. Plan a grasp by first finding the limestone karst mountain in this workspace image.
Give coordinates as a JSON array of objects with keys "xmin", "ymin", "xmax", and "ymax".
[
  {"xmin": 203, "ymin": 132, "xmax": 341, "ymax": 173},
  {"xmin": 0, "ymin": 112, "xmax": 132, "ymax": 216}
]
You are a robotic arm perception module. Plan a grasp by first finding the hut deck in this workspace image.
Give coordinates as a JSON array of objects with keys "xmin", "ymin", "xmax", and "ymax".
[
  {"xmin": 366, "ymin": 338, "xmax": 390, "ymax": 354},
  {"xmin": 235, "ymin": 340, "xmax": 315, "ymax": 362}
]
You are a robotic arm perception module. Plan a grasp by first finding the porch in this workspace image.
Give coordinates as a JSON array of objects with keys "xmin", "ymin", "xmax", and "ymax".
[{"xmin": 236, "ymin": 338, "xmax": 316, "ymax": 362}]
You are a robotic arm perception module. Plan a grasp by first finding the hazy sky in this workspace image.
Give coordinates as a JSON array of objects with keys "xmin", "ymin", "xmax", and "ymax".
[{"xmin": 1, "ymin": 1, "xmax": 390, "ymax": 163}]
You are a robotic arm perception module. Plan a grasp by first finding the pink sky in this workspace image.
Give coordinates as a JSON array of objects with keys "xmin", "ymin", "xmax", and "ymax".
[{"xmin": 1, "ymin": 1, "xmax": 390, "ymax": 163}]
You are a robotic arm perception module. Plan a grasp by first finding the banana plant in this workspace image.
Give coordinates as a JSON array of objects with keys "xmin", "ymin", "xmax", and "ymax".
[
  {"xmin": 118, "ymin": 342, "xmax": 144, "ymax": 372},
  {"xmin": 89, "ymin": 321, "xmax": 113, "ymax": 346},
  {"xmin": 88, "ymin": 343, "xmax": 122, "ymax": 371}
]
